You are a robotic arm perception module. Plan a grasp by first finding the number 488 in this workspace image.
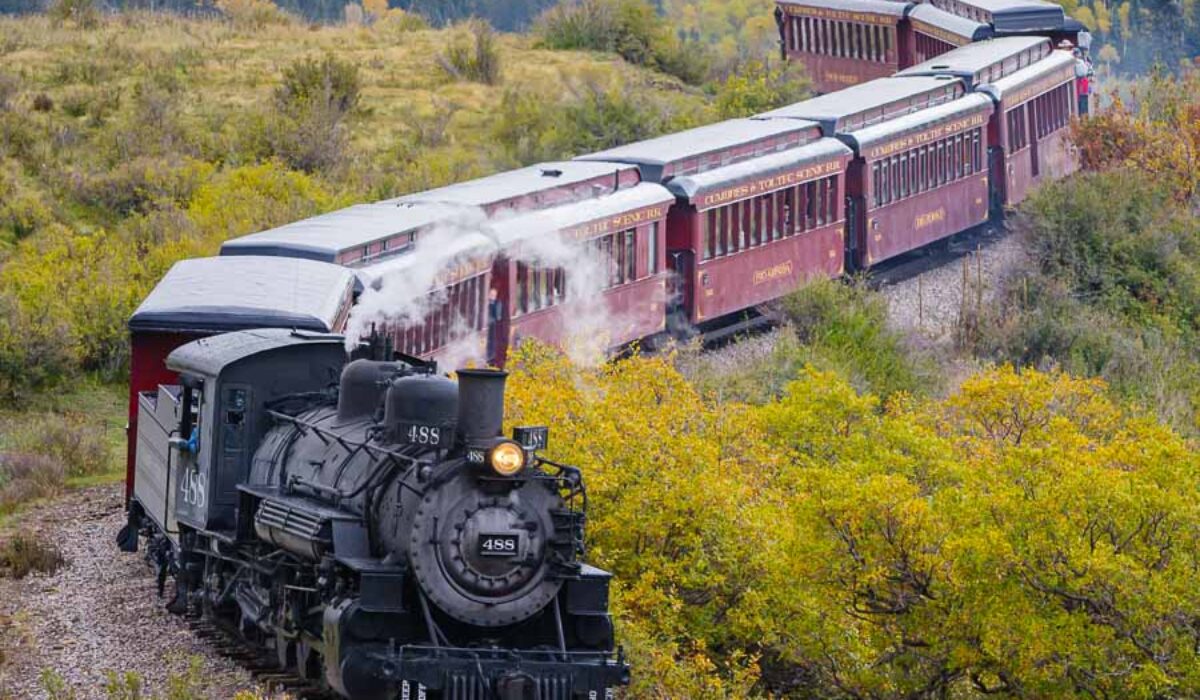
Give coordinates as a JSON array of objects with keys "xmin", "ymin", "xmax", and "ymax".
[{"xmin": 407, "ymin": 424, "xmax": 440, "ymax": 445}]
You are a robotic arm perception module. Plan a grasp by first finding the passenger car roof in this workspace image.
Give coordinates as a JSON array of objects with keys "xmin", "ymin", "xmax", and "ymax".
[
  {"xmin": 979, "ymin": 50, "xmax": 1076, "ymax": 100},
  {"xmin": 129, "ymin": 256, "xmax": 355, "ymax": 334},
  {"xmin": 839, "ymin": 93, "xmax": 994, "ymax": 155},
  {"xmin": 906, "ymin": 3, "xmax": 992, "ymax": 43},
  {"xmin": 220, "ymin": 202, "xmax": 447, "ymax": 263},
  {"xmin": 575, "ymin": 119, "xmax": 820, "ymax": 182},
  {"xmin": 939, "ymin": 0, "xmax": 1066, "ymax": 31},
  {"xmin": 757, "ymin": 76, "xmax": 966, "ymax": 135},
  {"xmin": 667, "ymin": 139, "xmax": 852, "ymax": 205},
  {"xmin": 389, "ymin": 161, "xmax": 636, "ymax": 208},
  {"xmin": 898, "ymin": 36, "xmax": 1051, "ymax": 85}
]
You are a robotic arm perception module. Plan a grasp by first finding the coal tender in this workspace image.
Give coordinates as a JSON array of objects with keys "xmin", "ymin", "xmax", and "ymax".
[{"xmin": 122, "ymin": 328, "xmax": 628, "ymax": 700}]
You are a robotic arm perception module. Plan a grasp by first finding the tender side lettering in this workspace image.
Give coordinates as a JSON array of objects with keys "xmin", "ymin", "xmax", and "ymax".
[{"xmin": 699, "ymin": 160, "xmax": 842, "ymax": 208}]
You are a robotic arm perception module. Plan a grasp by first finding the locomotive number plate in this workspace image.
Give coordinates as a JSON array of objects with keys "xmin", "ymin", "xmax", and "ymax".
[
  {"xmin": 397, "ymin": 422, "xmax": 451, "ymax": 447},
  {"xmin": 478, "ymin": 534, "xmax": 519, "ymax": 557}
]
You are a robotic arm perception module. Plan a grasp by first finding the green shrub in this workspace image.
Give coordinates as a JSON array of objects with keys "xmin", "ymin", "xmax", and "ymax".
[
  {"xmin": 493, "ymin": 77, "xmax": 697, "ymax": 165},
  {"xmin": 971, "ymin": 170, "xmax": 1200, "ymax": 432},
  {"xmin": 782, "ymin": 278, "xmax": 936, "ymax": 399},
  {"xmin": 535, "ymin": 0, "xmax": 710, "ymax": 84},
  {"xmin": 215, "ymin": 0, "xmax": 294, "ymax": 28},
  {"xmin": 508, "ymin": 348, "xmax": 1200, "ymax": 698},
  {"xmin": 275, "ymin": 53, "xmax": 362, "ymax": 118},
  {"xmin": 185, "ymin": 161, "xmax": 338, "ymax": 243},
  {"xmin": 677, "ymin": 329, "xmax": 808, "ymax": 404},
  {"xmin": 69, "ymin": 157, "xmax": 215, "ymax": 216},
  {"xmin": 1019, "ymin": 171, "xmax": 1200, "ymax": 333},
  {"xmin": 375, "ymin": 7, "xmax": 429, "ymax": 32},
  {"xmin": 0, "ymin": 71, "xmax": 18, "ymax": 112},
  {"xmin": 436, "ymin": 20, "xmax": 502, "ymax": 85},
  {"xmin": 714, "ymin": 59, "xmax": 810, "ymax": 119},
  {"xmin": 0, "ymin": 163, "xmax": 54, "ymax": 241},
  {"xmin": 270, "ymin": 54, "xmax": 362, "ymax": 172},
  {"xmin": 0, "ymin": 294, "xmax": 75, "ymax": 403}
]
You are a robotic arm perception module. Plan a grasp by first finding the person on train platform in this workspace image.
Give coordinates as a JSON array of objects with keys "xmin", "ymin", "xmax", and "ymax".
[
  {"xmin": 485, "ymin": 286, "xmax": 504, "ymax": 368},
  {"xmin": 1059, "ymin": 40, "xmax": 1090, "ymax": 116},
  {"xmin": 1074, "ymin": 48, "xmax": 1091, "ymax": 116}
]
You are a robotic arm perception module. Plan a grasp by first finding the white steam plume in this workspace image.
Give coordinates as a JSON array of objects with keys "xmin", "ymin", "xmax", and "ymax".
[{"xmin": 344, "ymin": 204, "xmax": 630, "ymax": 368}]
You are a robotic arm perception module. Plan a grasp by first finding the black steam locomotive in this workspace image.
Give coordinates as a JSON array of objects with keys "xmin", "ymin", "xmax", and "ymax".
[{"xmin": 120, "ymin": 328, "xmax": 628, "ymax": 699}]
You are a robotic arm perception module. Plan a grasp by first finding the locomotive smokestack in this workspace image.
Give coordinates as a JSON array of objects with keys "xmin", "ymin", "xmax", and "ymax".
[{"xmin": 456, "ymin": 368, "xmax": 507, "ymax": 443}]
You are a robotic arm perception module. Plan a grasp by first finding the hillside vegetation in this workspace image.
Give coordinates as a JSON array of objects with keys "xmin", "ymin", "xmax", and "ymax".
[
  {"xmin": 0, "ymin": 7, "xmax": 812, "ymax": 403},
  {"xmin": 969, "ymin": 70, "xmax": 1200, "ymax": 434}
]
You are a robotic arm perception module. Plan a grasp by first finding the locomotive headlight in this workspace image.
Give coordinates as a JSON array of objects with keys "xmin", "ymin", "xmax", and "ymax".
[{"xmin": 489, "ymin": 440, "xmax": 526, "ymax": 476}]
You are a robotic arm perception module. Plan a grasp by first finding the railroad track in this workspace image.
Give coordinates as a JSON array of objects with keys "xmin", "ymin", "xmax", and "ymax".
[
  {"xmin": 865, "ymin": 221, "xmax": 1009, "ymax": 290},
  {"xmin": 187, "ymin": 618, "xmax": 340, "ymax": 700}
]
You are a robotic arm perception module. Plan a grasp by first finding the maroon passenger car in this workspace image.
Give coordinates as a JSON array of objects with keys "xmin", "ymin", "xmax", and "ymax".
[
  {"xmin": 981, "ymin": 50, "xmax": 1078, "ymax": 206},
  {"xmin": 774, "ymin": 0, "xmax": 910, "ymax": 93},
  {"xmin": 841, "ymin": 93, "xmax": 994, "ymax": 266},
  {"xmin": 774, "ymin": 0, "xmax": 1086, "ymax": 94},
  {"xmin": 900, "ymin": 39, "xmax": 1077, "ymax": 207},
  {"xmin": 351, "ymin": 181, "xmax": 673, "ymax": 366},
  {"xmin": 663, "ymin": 139, "xmax": 853, "ymax": 324},
  {"xmin": 907, "ymin": 3, "xmax": 991, "ymax": 63},
  {"xmin": 576, "ymin": 118, "xmax": 852, "ymax": 327},
  {"xmin": 487, "ymin": 184, "xmax": 674, "ymax": 356}
]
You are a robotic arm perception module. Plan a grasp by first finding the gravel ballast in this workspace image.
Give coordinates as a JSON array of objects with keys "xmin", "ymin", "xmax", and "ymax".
[
  {"xmin": 0, "ymin": 483, "xmax": 258, "ymax": 699},
  {"xmin": 881, "ymin": 231, "xmax": 1027, "ymax": 342}
]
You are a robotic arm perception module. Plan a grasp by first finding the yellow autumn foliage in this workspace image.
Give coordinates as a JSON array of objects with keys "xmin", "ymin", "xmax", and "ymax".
[{"xmin": 506, "ymin": 344, "xmax": 1200, "ymax": 699}]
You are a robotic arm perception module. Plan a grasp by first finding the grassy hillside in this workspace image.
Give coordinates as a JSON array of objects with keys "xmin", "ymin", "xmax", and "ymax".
[{"xmin": 0, "ymin": 10, "xmax": 730, "ymax": 399}]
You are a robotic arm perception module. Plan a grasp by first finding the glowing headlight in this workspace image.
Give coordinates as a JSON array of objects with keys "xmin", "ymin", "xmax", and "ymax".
[{"xmin": 489, "ymin": 440, "xmax": 526, "ymax": 476}]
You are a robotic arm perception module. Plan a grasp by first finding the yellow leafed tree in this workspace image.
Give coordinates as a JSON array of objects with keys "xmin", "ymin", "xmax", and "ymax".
[{"xmin": 506, "ymin": 344, "xmax": 1200, "ymax": 699}]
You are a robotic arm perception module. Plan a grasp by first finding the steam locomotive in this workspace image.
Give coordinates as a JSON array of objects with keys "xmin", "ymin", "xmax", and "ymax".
[{"xmin": 119, "ymin": 328, "xmax": 627, "ymax": 699}]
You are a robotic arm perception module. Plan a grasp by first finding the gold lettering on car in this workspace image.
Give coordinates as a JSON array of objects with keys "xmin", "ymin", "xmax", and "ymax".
[
  {"xmin": 824, "ymin": 72, "xmax": 862, "ymax": 86},
  {"xmin": 1005, "ymin": 67, "xmax": 1075, "ymax": 105},
  {"xmin": 699, "ymin": 160, "xmax": 842, "ymax": 208},
  {"xmin": 912, "ymin": 21, "xmax": 970, "ymax": 46},
  {"xmin": 561, "ymin": 205, "xmax": 667, "ymax": 242},
  {"xmin": 914, "ymin": 208, "xmax": 947, "ymax": 230},
  {"xmin": 752, "ymin": 261, "xmax": 794, "ymax": 285},
  {"xmin": 866, "ymin": 112, "xmax": 989, "ymax": 160},
  {"xmin": 782, "ymin": 4, "xmax": 897, "ymax": 25}
]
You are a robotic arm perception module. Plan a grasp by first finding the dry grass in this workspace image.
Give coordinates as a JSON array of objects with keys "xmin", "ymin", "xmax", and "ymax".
[
  {"xmin": 0, "ymin": 12, "xmax": 678, "ymax": 161},
  {"xmin": 0, "ymin": 531, "xmax": 65, "ymax": 579}
]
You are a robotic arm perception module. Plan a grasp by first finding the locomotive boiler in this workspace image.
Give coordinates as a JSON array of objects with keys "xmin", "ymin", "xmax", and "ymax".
[{"xmin": 121, "ymin": 328, "xmax": 627, "ymax": 699}]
